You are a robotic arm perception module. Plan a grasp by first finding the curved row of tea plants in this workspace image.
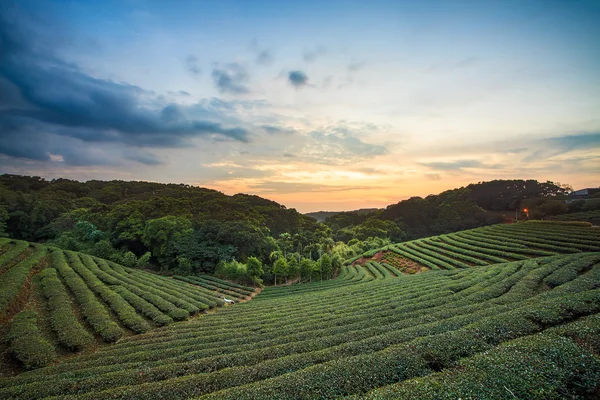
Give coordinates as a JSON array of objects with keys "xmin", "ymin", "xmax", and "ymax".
[
  {"xmin": 550, "ymin": 210, "xmax": 600, "ymax": 222},
  {"xmin": 1, "ymin": 251, "xmax": 599, "ymax": 398},
  {"xmin": 369, "ymin": 221, "xmax": 600, "ymax": 271},
  {"xmin": 1, "ymin": 242, "xmax": 256, "ymax": 371}
]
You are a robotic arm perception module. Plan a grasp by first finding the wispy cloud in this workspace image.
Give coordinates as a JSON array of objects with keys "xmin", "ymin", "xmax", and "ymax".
[
  {"xmin": 523, "ymin": 133, "xmax": 600, "ymax": 161},
  {"xmin": 250, "ymin": 39, "xmax": 274, "ymax": 66},
  {"xmin": 347, "ymin": 61, "xmax": 366, "ymax": 72},
  {"xmin": 185, "ymin": 55, "xmax": 201, "ymax": 76},
  {"xmin": 211, "ymin": 63, "xmax": 251, "ymax": 94},
  {"xmin": 248, "ymin": 181, "xmax": 373, "ymax": 194},
  {"xmin": 419, "ymin": 159, "xmax": 501, "ymax": 171},
  {"xmin": 256, "ymin": 50, "xmax": 273, "ymax": 66},
  {"xmin": 303, "ymin": 46, "xmax": 327, "ymax": 63}
]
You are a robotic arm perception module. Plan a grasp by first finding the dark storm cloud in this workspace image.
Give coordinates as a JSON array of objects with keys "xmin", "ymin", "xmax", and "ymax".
[
  {"xmin": 288, "ymin": 70, "xmax": 309, "ymax": 88},
  {"xmin": 211, "ymin": 63, "xmax": 250, "ymax": 94},
  {"xmin": 0, "ymin": 13, "xmax": 250, "ymax": 166}
]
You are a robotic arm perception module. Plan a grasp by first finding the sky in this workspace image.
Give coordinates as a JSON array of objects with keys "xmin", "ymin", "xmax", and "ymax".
[{"xmin": 0, "ymin": 0, "xmax": 599, "ymax": 213}]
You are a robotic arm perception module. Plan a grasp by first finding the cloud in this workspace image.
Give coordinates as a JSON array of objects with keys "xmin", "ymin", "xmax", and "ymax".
[
  {"xmin": 248, "ymin": 181, "xmax": 373, "ymax": 194},
  {"xmin": 185, "ymin": 55, "xmax": 201, "ymax": 76},
  {"xmin": 425, "ymin": 173, "xmax": 441, "ymax": 181},
  {"xmin": 516, "ymin": 132, "xmax": 600, "ymax": 162},
  {"xmin": 533, "ymin": 133, "xmax": 600, "ymax": 158},
  {"xmin": 125, "ymin": 151, "xmax": 163, "ymax": 165},
  {"xmin": 201, "ymin": 163, "xmax": 274, "ymax": 180},
  {"xmin": 250, "ymin": 39, "xmax": 274, "ymax": 66},
  {"xmin": 288, "ymin": 70, "xmax": 309, "ymax": 88},
  {"xmin": 419, "ymin": 159, "xmax": 501, "ymax": 171},
  {"xmin": 347, "ymin": 62, "xmax": 366, "ymax": 72},
  {"xmin": 429, "ymin": 57, "xmax": 478, "ymax": 72},
  {"xmin": 0, "ymin": 13, "xmax": 249, "ymax": 166},
  {"xmin": 256, "ymin": 50, "xmax": 273, "ymax": 66},
  {"xmin": 0, "ymin": 128, "xmax": 163, "ymax": 166},
  {"xmin": 211, "ymin": 63, "xmax": 250, "ymax": 94},
  {"xmin": 303, "ymin": 46, "xmax": 327, "ymax": 63},
  {"xmin": 262, "ymin": 125, "xmax": 297, "ymax": 135},
  {"xmin": 288, "ymin": 129, "xmax": 388, "ymax": 166}
]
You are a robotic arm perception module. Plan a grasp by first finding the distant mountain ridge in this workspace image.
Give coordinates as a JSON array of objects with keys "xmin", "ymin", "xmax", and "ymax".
[{"xmin": 305, "ymin": 208, "xmax": 380, "ymax": 222}]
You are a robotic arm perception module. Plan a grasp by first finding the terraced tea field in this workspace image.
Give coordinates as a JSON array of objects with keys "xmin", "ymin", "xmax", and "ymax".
[
  {"xmin": 361, "ymin": 220, "xmax": 600, "ymax": 271},
  {"xmin": 0, "ymin": 221, "xmax": 599, "ymax": 399},
  {"xmin": 0, "ymin": 241, "xmax": 255, "ymax": 371}
]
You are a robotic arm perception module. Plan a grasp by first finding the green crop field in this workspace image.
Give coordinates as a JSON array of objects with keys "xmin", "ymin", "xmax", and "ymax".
[
  {"xmin": 1, "ymin": 221, "xmax": 599, "ymax": 399},
  {"xmin": 0, "ymin": 241, "xmax": 256, "ymax": 372},
  {"xmin": 550, "ymin": 210, "xmax": 600, "ymax": 223},
  {"xmin": 361, "ymin": 220, "xmax": 600, "ymax": 271}
]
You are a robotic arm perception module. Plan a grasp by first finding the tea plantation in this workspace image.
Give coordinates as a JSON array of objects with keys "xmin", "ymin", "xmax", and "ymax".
[
  {"xmin": 0, "ymin": 221, "xmax": 599, "ymax": 399},
  {"xmin": 0, "ymin": 241, "xmax": 255, "ymax": 371}
]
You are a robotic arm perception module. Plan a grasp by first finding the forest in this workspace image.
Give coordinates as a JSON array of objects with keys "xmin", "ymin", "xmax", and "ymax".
[{"xmin": 0, "ymin": 175, "xmax": 590, "ymax": 284}]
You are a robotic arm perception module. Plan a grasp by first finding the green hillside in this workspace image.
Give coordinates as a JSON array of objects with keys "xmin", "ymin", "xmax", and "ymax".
[
  {"xmin": 356, "ymin": 221, "xmax": 600, "ymax": 271},
  {"xmin": 0, "ymin": 241, "xmax": 255, "ymax": 371},
  {"xmin": 0, "ymin": 221, "xmax": 598, "ymax": 398}
]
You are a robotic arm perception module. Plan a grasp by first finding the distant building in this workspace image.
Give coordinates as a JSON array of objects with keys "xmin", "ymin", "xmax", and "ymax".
[{"xmin": 571, "ymin": 188, "xmax": 600, "ymax": 200}]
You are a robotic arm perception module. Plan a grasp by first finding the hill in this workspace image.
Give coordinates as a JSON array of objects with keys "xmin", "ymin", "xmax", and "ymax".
[
  {"xmin": 0, "ymin": 239, "xmax": 255, "ymax": 372},
  {"xmin": 305, "ymin": 209, "xmax": 379, "ymax": 223},
  {"xmin": 352, "ymin": 220, "xmax": 600, "ymax": 271},
  {"xmin": 0, "ymin": 174, "xmax": 324, "ymax": 275},
  {"xmin": 1, "ymin": 221, "xmax": 598, "ymax": 398}
]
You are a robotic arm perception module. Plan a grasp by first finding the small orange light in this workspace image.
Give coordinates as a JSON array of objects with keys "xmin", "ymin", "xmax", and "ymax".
[{"xmin": 523, "ymin": 208, "xmax": 528, "ymax": 213}]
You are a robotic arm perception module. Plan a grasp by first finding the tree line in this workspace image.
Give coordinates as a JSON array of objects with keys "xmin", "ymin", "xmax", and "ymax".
[{"xmin": 0, "ymin": 175, "xmax": 587, "ymax": 285}]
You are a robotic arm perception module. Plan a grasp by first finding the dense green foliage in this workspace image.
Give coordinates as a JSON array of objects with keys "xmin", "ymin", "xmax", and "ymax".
[
  {"xmin": 324, "ymin": 179, "xmax": 578, "ymax": 242},
  {"xmin": 0, "ymin": 175, "xmax": 326, "ymax": 276},
  {"xmin": 2, "ymin": 175, "xmax": 591, "ymax": 281}
]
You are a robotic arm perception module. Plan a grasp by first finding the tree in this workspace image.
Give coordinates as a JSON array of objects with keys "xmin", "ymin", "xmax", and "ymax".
[
  {"xmin": 272, "ymin": 258, "xmax": 288, "ymax": 285},
  {"xmin": 277, "ymin": 233, "xmax": 293, "ymax": 258},
  {"xmin": 246, "ymin": 256, "xmax": 264, "ymax": 286},
  {"xmin": 122, "ymin": 251, "xmax": 137, "ymax": 268},
  {"xmin": 300, "ymin": 258, "xmax": 314, "ymax": 282},
  {"xmin": 320, "ymin": 253, "xmax": 333, "ymax": 280},
  {"xmin": 287, "ymin": 255, "xmax": 299, "ymax": 282},
  {"xmin": 176, "ymin": 256, "xmax": 192, "ymax": 275},
  {"xmin": 74, "ymin": 220, "xmax": 103, "ymax": 243},
  {"xmin": 215, "ymin": 259, "xmax": 249, "ymax": 282},
  {"xmin": 522, "ymin": 198, "xmax": 569, "ymax": 220},
  {"xmin": 142, "ymin": 216, "xmax": 193, "ymax": 269},
  {"xmin": 0, "ymin": 206, "xmax": 8, "ymax": 237},
  {"xmin": 136, "ymin": 252, "xmax": 151, "ymax": 269},
  {"xmin": 91, "ymin": 240, "xmax": 116, "ymax": 261}
]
